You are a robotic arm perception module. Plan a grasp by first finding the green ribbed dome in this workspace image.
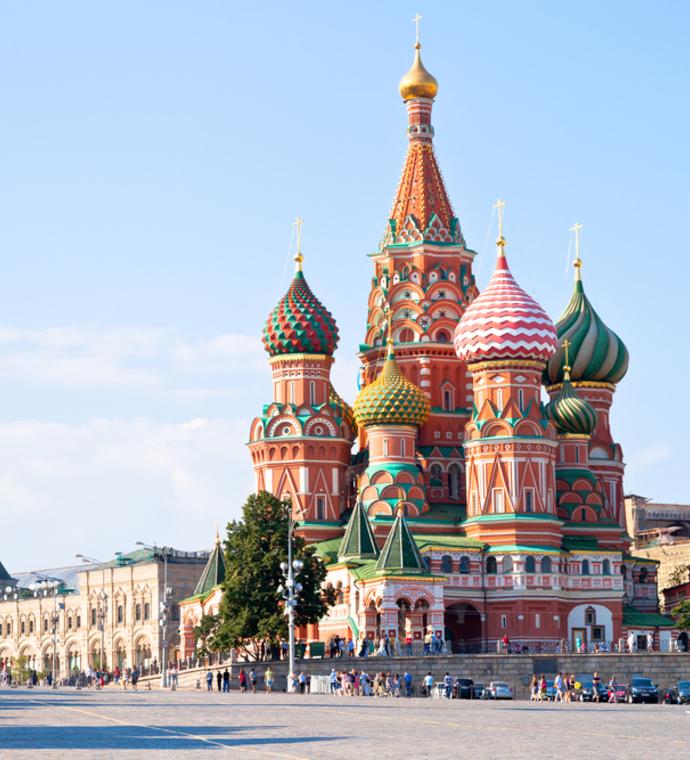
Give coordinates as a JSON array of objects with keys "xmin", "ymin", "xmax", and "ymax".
[
  {"xmin": 546, "ymin": 368, "xmax": 597, "ymax": 436},
  {"xmin": 354, "ymin": 342, "xmax": 430, "ymax": 428},
  {"xmin": 545, "ymin": 274, "xmax": 628, "ymax": 386}
]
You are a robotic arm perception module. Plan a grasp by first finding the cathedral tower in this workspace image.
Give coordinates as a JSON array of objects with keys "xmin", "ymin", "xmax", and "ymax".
[
  {"xmin": 358, "ymin": 37, "xmax": 477, "ymax": 510},
  {"xmin": 544, "ymin": 229, "xmax": 629, "ymax": 528},
  {"xmin": 248, "ymin": 229, "xmax": 355, "ymax": 540},
  {"xmin": 454, "ymin": 209, "xmax": 561, "ymax": 547}
]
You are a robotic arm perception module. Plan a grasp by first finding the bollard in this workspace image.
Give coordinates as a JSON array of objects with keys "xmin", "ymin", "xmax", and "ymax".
[{"xmin": 195, "ymin": 679, "xmax": 201, "ymax": 690}]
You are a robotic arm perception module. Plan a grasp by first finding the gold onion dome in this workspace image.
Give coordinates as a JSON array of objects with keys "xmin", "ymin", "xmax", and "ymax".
[
  {"xmin": 545, "ymin": 365, "xmax": 598, "ymax": 436},
  {"xmin": 354, "ymin": 340, "xmax": 430, "ymax": 428},
  {"xmin": 399, "ymin": 43, "xmax": 438, "ymax": 100}
]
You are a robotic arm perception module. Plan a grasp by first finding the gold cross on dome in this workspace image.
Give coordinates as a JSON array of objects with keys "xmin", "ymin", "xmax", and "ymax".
[
  {"xmin": 413, "ymin": 14, "xmax": 422, "ymax": 44},
  {"xmin": 570, "ymin": 221, "xmax": 583, "ymax": 277},
  {"xmin": 493, "ymin": 198, "xmax": 506, "ymax": 242},
  {"xmin": 293, "ymin": 216, "xmax": 304, "ymax": 271},
  {"xmin": 562, "ymin": 338, "xmax": 571, "ymax": 369}
]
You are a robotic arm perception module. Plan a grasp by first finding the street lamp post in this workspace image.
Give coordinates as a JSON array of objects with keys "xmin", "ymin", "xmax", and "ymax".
[
  {"xmin": 75, "ymin": 555, "xmax": 108, "ymax": 676},
  {"xmin": 136, "ymin": 541, "xmax": 171, "ymax": 688},
  {"xmin": 278, "ymin": 520, "xmax": 303, "ymax": 686},
  {"xmin": 31, "ymin": 575, "xmax": 65, "ymax": 688}
]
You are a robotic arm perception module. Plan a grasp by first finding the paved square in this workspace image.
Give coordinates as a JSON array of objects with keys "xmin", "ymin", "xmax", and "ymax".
[{"xmin": 1, "ymin": 687, "xmax": 689, "ymax": 759}]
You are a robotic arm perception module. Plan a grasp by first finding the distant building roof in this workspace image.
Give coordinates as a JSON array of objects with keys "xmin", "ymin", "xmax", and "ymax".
[{"xmin": 192, "ymin": 540, "xmax": 226, "ymax": 597}]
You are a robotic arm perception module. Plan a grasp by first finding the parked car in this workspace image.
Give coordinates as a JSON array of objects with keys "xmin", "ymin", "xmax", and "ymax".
[
  {"xmin": 486, "ymin": 681, "xmax": 513, "ymax": 700},
  {"xmin": 607, "ymin": 682, "xmax": 628, "ymax": 703},
  {"xmin": 454, "ymin": 677, "xmax": 475, "ymax": 699},
  {"xmin": 577, "ymin": 675, "xmax": 607, "ymax": 702},
  {"xmin": 625, "ymin": 677, "xmax": 659, "ymax": 704},
  {"xmin": 662, "ymin": 680, "xmax": 690, "ymax": 705},
  {"xmin": 473, "ymin": 682, "xmax": 487, "ymax": 699}
]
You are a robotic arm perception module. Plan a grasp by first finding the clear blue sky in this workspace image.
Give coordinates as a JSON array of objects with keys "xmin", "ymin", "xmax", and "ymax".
[{"xmin": 0, "ymin": 1, "xmax": 687, "ymax": 570}]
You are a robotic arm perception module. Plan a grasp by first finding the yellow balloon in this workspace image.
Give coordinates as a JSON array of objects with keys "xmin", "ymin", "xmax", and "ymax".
[{"xmin": 575, "ymin": 682, "xmax": 582, "ymax": 690}]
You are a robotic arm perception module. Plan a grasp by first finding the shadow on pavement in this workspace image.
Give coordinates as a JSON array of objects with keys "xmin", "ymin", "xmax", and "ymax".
[{"xmin": 0, "ymin": 724, "xmax": 344, "ymax": 750}]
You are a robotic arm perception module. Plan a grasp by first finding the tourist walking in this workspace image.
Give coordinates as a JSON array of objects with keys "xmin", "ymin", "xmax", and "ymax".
[
  {"xmin": 444, "ymin": 672, "xmax": 453, "ymax": 699},
  {"xmin": 206, "ymin": 669, "xmax": 213, "ymax": 691},
  {"xmin": 216, "ymin": 670, "xmax": 222, "ymax": 692},
  {"xmin": 530, "ymin": 674, "xmax": 538, "ymax": 701},
  {"xmin": 423, "ymin": 672, "xmax": 433, "ymax": 697},
  {"xmin": 222, "ymin": 668, "xmax": 230, "ymax": 693},
  {"xmin": 265, "ymin": 667, "xmax": 273, "ymax": 693},
  {"xmin": 131, "ymin": 666, "xmax": 139, "ymax": 691},
  {"xmin": 239, "ymin": 669, "xmax": 247, "ymax": 693},
  {"xmin": 593, "ymin": 671, "xmax": 601, "ymax": 703},
  {"xmin": 249, "ymin": 669, "xmax": 257, "ymax": 693}
]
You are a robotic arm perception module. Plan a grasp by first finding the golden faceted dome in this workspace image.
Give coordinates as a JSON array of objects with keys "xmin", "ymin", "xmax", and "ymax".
[{"xmin": 399, "ymin": 43, "xmax": 438, "ymax": 100}]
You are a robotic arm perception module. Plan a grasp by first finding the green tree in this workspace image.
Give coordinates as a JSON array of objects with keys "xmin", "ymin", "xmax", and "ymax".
[
  {"xmin": 193, "ymin": 613, "xmax": 220, "ymax": 658},
  {"xmin": 671, "ymin": 599, "xmax": 690, "ymax": 631},
  {"xmin": 215, "ymin": 491, "xmax": 335, "ymax": 659}
]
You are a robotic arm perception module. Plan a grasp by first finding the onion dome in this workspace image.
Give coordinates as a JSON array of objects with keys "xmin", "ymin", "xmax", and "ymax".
[
  {"xmin": 399, "ymin": 43, "xmax": 438, "ymax": 100},
  {"xmin": 546, "ymin": 364, "xmax": 597, "ymax": 436},
  {"xmin": 544, "ymin": 261, "xmax": 629, "ymax": 386},
  {"xmin": 454, "ymin": 244, "xmax": 558, "ymax": 364},
  {"xmin": 354, "ymin": 339, "xmax": 430, "ymax": 428},
  {"xmin": 329, "ymin": 383, "xmax": 356, "ymax": 432},
  {"xmin": 262, "ymin": 255, "xmax": 339, "ymax": 357}
]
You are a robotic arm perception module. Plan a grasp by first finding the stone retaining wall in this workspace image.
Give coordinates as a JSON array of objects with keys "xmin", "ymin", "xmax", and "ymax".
[{"xmin": 165, "ymin": 653, "xmax": 690, "ymax": 699}]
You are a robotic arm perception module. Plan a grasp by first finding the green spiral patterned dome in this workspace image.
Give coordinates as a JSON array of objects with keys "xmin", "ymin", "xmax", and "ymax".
[
  {"xmin": 262, "ymin": 268, "xmax": 339, "ymax": 357},
  {"xmin": 546, "ymin": 368, "xmax": 597, "ymax": 436},
  {"xmin": 354, "ymin": 343, "xmax": 430, "ymax": 428},
  {"xmin": 545, "ymin": 276, "xmax": 629, "ymax": 386}
]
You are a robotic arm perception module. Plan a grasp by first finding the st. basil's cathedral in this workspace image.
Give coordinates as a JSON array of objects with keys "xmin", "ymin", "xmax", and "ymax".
[{"xmin": 243, "ymin": 41, "xmax": 670, "ymax": 653}]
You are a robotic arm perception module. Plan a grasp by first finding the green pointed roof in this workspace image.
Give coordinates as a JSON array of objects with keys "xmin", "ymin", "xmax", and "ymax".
[
  {"xmin": 0, "ymin": 559, "xmax": 13, "ymax": 582},
  {"xmin": 193, "ymin": 537, "xmax": 226, "ymax": 596},
  {"xmin": 338, "ymin": 501, "xmax": 379, "ymax": 561},
  {"xmin": 375, "ymin": 509, "xmax": 428, "ymax": 574}
]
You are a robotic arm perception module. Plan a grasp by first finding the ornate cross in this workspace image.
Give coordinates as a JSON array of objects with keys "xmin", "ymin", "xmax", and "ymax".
[
  {"xmin": 562, "ymin": 339, "xmax": 571, "ymax": 369},
  {"xmin": 570, "ymin": 221, "xmax": 583, "ymax": 277},
  {"xmin": 293, "ymin": 216, "xmax": 304, "ymax": 270},
  {"xmin": 493, "ymin": 198, "xmax": 506, "ymax": 240},
  {"xmin": 413, "ymin": 13, "xmax": 422, "ymax": 44}
]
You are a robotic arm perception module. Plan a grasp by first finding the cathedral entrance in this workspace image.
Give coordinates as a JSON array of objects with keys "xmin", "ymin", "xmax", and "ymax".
[{"xmin": 444, "ymin": 602, "xmax": 482, "ymax": 653}]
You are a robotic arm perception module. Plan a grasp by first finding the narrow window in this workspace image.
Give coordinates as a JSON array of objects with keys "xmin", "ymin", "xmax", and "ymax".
[
  {"xmin": 400, "ymin": 438, "xmax": 406, "ymax": 457},
  {"xmin": 535, "ymin": 613, "xmax": 541, "ymax": 629},
  {"xmin": 518, "ymin": 388, "xmax": 524, "ymax": 409},
  {"xmin": 582, "ymin": 559, "xmax": 590, "ymax": 576},
  {"xmin": 289, "ymin": 381, "xmax": 295, "ymax": 404},
  {"xmin": 309, "ymin": 380, "xmax": 316, "ymax": 405},
  {"xmin": 602, "ymin": 559, "xmax": 611, "ymax": 575},
  {"xmin": 493, "ymin": 488, "xmax": 505, "ymax": 514},
  {"xmin": 316, "ymin": 495, "xmax": 326, "ymax": 521},
  {"xmin": 459, "ymin": 556, "xmax": 470, "ymax": 574},
  {"xmin": 575, "ymin": 447, "xmax": 580, "ymax": 464},
  {"xmin": 117, "ymin": 605, "xmax": 124, "ymax": 624},
  {"xmin": 525, "ymin": 556, "xmax": 536, "ymax": 573},
  {"xmin": 443, "ymin": 388, "xmax": 452, "ymax": 411},
  {"xmin": 496, "ymin": 389, "xmax": 503, "ymax": 409},
  {"xmin": 500, "ymin": 614, "xmax": 507, "ymax": 629},
  {"xmin": 524, "ymin": 489, "xmax": 534, "ymax": 513},
  {"xmin": 383, "ymin": 438, "xmax": 389, "ymax": 457},
  {"xmin": 135, "ymin": 604, "xmax": 142, "ymax": 621},
  {"xmin": 144, "ymin": 603, "xmax": 151, "ymax": 620}
]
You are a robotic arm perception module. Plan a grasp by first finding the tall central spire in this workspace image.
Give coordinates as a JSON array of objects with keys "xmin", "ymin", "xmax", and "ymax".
[{"xmin": 383, "ymin": 31, "xmax": 462, "ymax": 247}]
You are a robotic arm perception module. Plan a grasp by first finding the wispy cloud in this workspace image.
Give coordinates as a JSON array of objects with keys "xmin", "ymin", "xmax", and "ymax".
[
  {"xmin": 629, "ymin": 443, "xmax": 673, "ymax": 468},
  {"xmin": 0, "ymin": 417, "xmax": 255, "ymax": 571},
  {"xmin": 0, "ymin": 326, "xmax": 266, "ymax": 390}
]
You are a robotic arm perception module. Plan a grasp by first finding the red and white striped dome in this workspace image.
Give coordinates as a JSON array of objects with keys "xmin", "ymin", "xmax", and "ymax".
[{"xmin": 454, "ymin": 250, "xmax": 557, "ymax": 364}]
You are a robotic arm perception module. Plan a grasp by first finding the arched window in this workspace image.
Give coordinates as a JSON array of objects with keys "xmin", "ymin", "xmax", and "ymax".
[
  {"xmin": 448, "ymin": 464, "xmax": 461, "ymax": 499},
  {"xmin": 117, "ymin": 605, "xmax": 124, "ymax": 624},
  {"xmin": 541, "ymin": 556, "xmax": 552, "ymax": 574},
  {"xmin": 440, "ymin": 555, "xmax": 453, "ymax": 573},
  {"xmin": 423, "ymin": 556, "xmax": 432, "ymax": 573},
  {"xmin": 602, "ymin": 559, "xmax": 611, "ymax": 575},
  {"xmin": 135, "ymin": 604, "xmax": 142, "ymax": 621},
  {"xmin": 639, "ymin": 567, "xmax": 648, "ymax": 583},
  {"xmin": 582, "ymin": 559, "xmax": 590, "ymax": 576},
  {"xmin": 525, "ymin": 556, "xmax": 536, "ymax": 573},
  {"xmin": 436, "ymin": 330, "xmax": 450, "ymax": 343},
  {"xmin": 459, "ymin": 556, "xmax": 470, "ymax": 574},
  {"xmin": 144, "ymin": 603, "xmax": 151, "ymax": 620},
  {"xmin": 502, "ymin": 556, "xmax": 513, "ymax": 574},
  {"xmin": 442, "ymin": 388, "xmax": 453, "ymax": 410},
  {"xmin": 486, "ymin": 556, "xmax": 497, "ymax": 574},
  {"xmin": 429, "ymin": 464, "xmax": 442, "ymax": 486}
]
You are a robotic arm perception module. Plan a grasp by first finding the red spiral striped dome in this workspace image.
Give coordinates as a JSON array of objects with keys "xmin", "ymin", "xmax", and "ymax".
[{"xmin": 454, "ymin": 250, "xmax": 557, "ymax": 364}]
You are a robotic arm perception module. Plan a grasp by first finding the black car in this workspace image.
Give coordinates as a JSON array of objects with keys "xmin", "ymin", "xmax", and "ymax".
[
  {"xmin": 663, "ymin": 680, "xmax": 690, "ymax": 705},
  {"xmin": 454, "ymin": 677, "xmax": 475, "ymax": 699},
  {"xmin": 577, "ymin": 675, "xmax": 607, "ymax": 702},
  {"xmin": 625, "ymin": 676, "xmax": 659, "ymax": 704}
]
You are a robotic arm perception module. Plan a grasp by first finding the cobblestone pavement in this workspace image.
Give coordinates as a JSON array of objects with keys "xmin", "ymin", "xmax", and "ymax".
[{"xmin": 1, "ymin": 687, "xmax": 689, "ymax": 759}]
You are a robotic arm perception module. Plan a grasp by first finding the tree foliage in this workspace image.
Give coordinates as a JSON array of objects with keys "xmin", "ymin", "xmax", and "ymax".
[
  {"xmin": 215, "ymin": 491, "xmax": 335, "ymax": 657},
  {"xmin": 193, "ymin": 613, "xmax": 220, "ymax": 657},
  {"xmin": 671, "ymin": 599, "xmax": 690, "ymax": 631}
]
